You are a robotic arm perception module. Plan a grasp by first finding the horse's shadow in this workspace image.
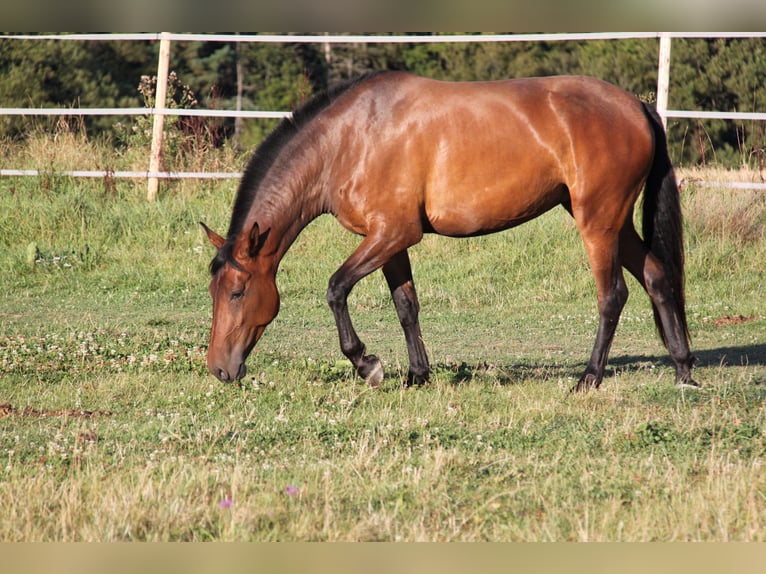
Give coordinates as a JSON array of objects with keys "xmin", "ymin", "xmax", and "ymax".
[
  {"xmin": 433, "ymin": 344, "xmax": 766, "ymax": 387},
  {"xmin": 610, "ymin": 344, "xmax": 766, "ymax": 370}
]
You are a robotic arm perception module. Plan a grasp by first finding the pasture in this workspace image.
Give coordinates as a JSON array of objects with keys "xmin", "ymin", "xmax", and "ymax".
[{"xmin": 1, "ymin": 167, "xmax": 765, "ymax": 541}]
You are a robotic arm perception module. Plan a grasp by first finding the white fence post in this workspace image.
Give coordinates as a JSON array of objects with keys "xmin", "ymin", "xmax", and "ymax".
[
  {"xmin": 656, "ymin": 33, "xmax": 672, "ymax": 131},
  {"xmin": 147, "ymin": 33, "xmax": 171, "ymax": 202}
]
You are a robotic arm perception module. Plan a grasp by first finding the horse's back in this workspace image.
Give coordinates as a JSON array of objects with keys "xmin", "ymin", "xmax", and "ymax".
[{"xmin": 327, "ymin": 72, "xmax": 655, "ymax": 238}]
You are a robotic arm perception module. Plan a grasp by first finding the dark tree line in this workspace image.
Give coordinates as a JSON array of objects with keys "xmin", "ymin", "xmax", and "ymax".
[{"xmin": 1, "ymin": 34, "xmax": 765, "ymax": 167}]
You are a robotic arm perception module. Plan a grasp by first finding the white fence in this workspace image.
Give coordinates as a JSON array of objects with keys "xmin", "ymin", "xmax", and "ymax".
[{"xmin": 2, "ymin": 32, "xmax": 766, "ymax": 198}]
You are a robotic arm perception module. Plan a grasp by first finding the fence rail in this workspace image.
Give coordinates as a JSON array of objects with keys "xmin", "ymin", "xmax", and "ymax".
[
  {"xmin": 6, "ymin": 106, "xmax": 766, "ymax": 122},
  {"xmin": 0, "ymin": 170, "xmax": 242, "ymax": 179},
  {"xmin": 0, "ymin": 107, "xmax": 291, "ymax": 119},
  {"xmin": 4, "ymin": 32, "xmax": 766, "ymax": 43},
  {"xmin": 1, "ymin": 32, "xmax": 765, "ymax": 197}
]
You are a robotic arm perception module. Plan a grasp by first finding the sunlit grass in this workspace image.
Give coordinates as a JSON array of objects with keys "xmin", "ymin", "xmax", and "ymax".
[{"xmin": 1, "ymin": 164, "xmax": 765, "ymax": 540}]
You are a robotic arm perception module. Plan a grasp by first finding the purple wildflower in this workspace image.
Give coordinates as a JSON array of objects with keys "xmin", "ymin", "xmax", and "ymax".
[
  {"xmin": 285, "ymin": 485, "xmax": 299, "ymax": 496},
  {"xmin": 217, "ymin": 497, "xmax": 233, "ymax": 509}
]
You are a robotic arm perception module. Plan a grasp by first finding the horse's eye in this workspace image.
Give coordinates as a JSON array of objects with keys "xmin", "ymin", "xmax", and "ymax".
[{"xmin": 230, "ymin": 289, "xmax": 245, "ymax": 301}]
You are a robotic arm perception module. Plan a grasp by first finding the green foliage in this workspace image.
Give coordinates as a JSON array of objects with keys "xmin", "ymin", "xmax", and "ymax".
[
  {"xmin": 668, "ymin": 39, "xmax": 766, "ymax": 167},
  {"xmin": 233, "ymin": 40, "xmax": 319, "ymax": 149},
  {"xmin": 3, "ymin": 35, "xmax": 766, "ymax": 168},
  {"xmin": 573, "ymin": 39, "xmax": 658, "ymax": 97},
  {"xmin": 0, "ymin": 37, "xmax": 154, "ymax": 137},
  {"xmin": 111, "ymin": 71, "xmax": 223, "ymax": 172}
]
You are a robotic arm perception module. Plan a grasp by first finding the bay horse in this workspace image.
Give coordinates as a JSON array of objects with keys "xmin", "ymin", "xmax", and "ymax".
[{"xmin": 202, "ymin": 71, "xmax": 697, "ymax": 391}]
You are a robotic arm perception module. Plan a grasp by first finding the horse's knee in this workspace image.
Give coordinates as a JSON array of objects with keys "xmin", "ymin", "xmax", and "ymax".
[
  {"xmin": 643, "ymin": 258, "xmax": 671, "ymax": 301},
  {"xmin": 600, "ymin": 274, "xmax": 629, "ymax": 317},
  {"xmin": 392, "ymin": 282, "xmax": 420, "ymax": 326},
  {"xmin": 326, "ymin": 278, "xmax": 346, "ymax": 312}
]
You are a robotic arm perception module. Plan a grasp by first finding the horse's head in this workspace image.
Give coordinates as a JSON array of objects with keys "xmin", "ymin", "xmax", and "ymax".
[{"xmin": 201, "ymin": 221, "xmax": 279, "ymax": 382}]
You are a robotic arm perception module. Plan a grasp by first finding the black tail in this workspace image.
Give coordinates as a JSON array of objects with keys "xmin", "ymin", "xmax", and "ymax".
[{"xmin": 641, "ymin": 103, "xmax": 689, "ymax": 347}]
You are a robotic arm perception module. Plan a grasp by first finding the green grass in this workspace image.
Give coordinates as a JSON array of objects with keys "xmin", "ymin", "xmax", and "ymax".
[{"xmin": 1, "ymin": 169, "xmax": 765, "ymax": 541}]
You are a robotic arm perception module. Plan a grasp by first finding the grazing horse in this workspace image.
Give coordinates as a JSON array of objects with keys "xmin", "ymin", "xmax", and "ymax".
[{"xmin": 202, "ymin": 71, "xmax": 696, "ymax": 391}]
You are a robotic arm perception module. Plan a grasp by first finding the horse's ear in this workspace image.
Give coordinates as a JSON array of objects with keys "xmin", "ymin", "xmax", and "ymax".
[
  {"xmin": 247, "ymin": 222, "xmax": 261, "ymax": 258},
  {"xmin": 248, "ymin": 222, "xmax": 272, "ymax": 258},
  {"xmin": 233, "ymin": 221, "xmax": 265, "ymax": 261},
  {"xmin": 200, "ymin": 222, "xmax": 225, "ymax": 249}
]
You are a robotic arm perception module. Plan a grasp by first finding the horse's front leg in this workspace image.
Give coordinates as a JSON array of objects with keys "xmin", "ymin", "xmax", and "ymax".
[
  {"xmin": 382, "ymin": 250, "xmax": 430, "ymax": 386},
  {"xmin": 327, "ymin": 234, "xmax": 415, "ymax": 387},
  {"xmin": 326, "ymin": 282, "xmax": 383, "ymax": 387}
]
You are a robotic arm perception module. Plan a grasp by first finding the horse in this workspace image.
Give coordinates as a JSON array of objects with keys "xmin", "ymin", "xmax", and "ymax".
[{"xmin": 201, "ymin": 71, "xmax": 697, "ymax": 391}]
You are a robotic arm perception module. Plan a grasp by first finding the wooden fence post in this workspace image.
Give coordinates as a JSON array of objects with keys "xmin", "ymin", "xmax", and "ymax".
[
  {"xmin": 147, "ymin": 33, "xmax": 171, "ymax": 202},
  {"xmin": 656, "ymin": 33, "xmax": 672, "ymax": 131}
]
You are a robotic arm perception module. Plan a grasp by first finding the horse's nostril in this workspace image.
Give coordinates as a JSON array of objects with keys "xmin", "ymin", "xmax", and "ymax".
[{"xmin": 217, "ymin": 368, "xmax": 230, "ymax": 382}]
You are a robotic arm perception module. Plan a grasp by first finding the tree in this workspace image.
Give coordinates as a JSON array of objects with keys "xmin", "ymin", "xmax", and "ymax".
[
  {"xmin": 2, "ymin": 34, "xmax": 766, "ymax": 168},
  {"xmin": 232, "ymin": 38, "xmax": 323, "ymax": 150},
  {"xmin": 0, "ymin": 37, "xmax": 154, "ymax": 138},
  {"xmin": 666, "ymin": 38, "xmax": 766, "ymax": 167},
  {"xmin": 573, "ymin": 39, "xmax": 658, "ymax": 97}
]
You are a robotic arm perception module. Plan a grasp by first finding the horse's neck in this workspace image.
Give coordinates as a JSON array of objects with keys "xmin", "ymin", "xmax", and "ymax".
[{"xmin": 253, "ymin": 151, "xmax": 328, "ymax": 268}]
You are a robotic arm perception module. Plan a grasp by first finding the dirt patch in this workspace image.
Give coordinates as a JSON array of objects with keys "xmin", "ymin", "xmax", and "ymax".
[
  {"xmin": 712, "ymin": 314, "xmax": 757, "ymax": 327},
  {"xmin": 0, "ymin": 402, "xmax": 112, "ymax": 419}
]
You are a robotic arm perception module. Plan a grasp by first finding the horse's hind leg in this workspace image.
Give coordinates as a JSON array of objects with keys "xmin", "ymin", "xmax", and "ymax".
[
  {"xmin": 576, "ymin": 234, "xmax": 629, "ymax": 391},
  {"xmin": 382, "ymin": 250, "xmax": 430, "ymax": 386},
  {"xmin": 619, "ymin": 226, "xmax": 698, "ymax": 386}
]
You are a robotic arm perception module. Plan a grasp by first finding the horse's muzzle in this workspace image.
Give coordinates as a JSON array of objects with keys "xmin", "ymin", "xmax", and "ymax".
[{"xmin": 210, "ymin": 361, "xmax": 247, "ymax": 383}]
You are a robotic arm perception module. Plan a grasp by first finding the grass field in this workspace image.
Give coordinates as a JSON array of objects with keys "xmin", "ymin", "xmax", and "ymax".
[{"xmin": 1, "ymin": 152, "xmax": 765, "ymax": 540}]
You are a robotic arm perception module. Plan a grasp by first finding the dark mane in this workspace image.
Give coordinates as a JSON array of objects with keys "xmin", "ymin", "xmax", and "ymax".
[{"xmin": 210, "ymin": 72, "xmax": 385, "ymax": 275}]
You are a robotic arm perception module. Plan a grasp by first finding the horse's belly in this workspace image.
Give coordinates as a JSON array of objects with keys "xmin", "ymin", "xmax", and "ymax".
[{"xmin": 424, "ymin": 183, "xmax": 566, "ymax": 237}]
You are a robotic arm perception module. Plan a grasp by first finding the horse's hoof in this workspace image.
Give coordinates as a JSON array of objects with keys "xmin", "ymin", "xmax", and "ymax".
[
  {"xmin": 675, "ymin": 359, "xmax": 699, "ymax": 389},
  {"xmin": 676, "ymin": 379, "xmax": 702, "ymax": 390},
  {"xmin": 404, "ymin": 371, "xmax": 428, "ymax": 388},
  {"xmin": 573, "ymin": 373, "xmax": 599, "ymax": 392},
  {"xmin": 364, "ymin": 359, "xmax": 384, "ymax": 388}
]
